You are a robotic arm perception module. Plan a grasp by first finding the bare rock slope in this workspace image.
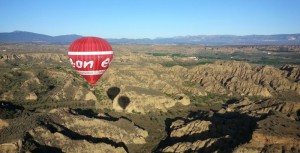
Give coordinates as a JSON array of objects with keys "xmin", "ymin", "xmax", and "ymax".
[
  {"xmin": 185, "ymin": 61, "xmax": 300, "ymax": 97},
  {"xmin": 156, "ymin": 99, "xmax": 300, "ymax": 152},
  {"xmin": 104, "ymin": 58, "xmax": 300, "ymax": 113},
  {"xmin": 0, "ymin": 104, "xmax": 148, "ymax": 153},
  {"xmin": 1, "ymin": 53, "xmax": 300, "ymax": 114}
]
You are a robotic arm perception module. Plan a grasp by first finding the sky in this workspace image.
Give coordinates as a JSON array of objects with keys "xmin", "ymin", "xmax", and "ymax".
[{"xmin": 0, "ymin": 0, "xmax": 300, "ymax": 38}]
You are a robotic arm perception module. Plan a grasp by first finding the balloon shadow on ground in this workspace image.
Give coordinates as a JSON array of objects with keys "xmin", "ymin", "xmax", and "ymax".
[
  {"xmin": 106, "ymin": 87, "xmax": 121, "ymax": 101},
  {"xmin": 118, "ymin": 96, "xmax": 130, "ymax": 110},
  {"xmin": 106, "ymin": 87, "xmax": 131, "ymax": 110}
]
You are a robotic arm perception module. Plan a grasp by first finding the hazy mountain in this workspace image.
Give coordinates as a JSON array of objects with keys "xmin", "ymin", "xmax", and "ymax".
[
  {"xmin": 165, "ymin": 34, "xmax": 300, "ymax": 45},
  {"xmin": 0, "ymin": 31, "xmax": 81, "ymax": 43},
  {"xmin": 1, "ymin": 31, "xmax": 300, "ymax": 45}
]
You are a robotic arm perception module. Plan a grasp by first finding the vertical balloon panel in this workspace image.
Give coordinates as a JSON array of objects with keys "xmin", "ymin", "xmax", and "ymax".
[{"xmin": 68, "ymin": 37, "xmax": 113, "ymax": 86}]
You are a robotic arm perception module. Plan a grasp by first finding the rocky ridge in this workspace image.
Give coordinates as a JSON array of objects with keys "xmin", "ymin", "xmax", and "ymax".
[
  {"xmin": 156, "ymin": 98, "xmax": 300, "ymax": 152},
  {"xmin": 185, "ymin": 61, "xmax": 300, "ymax": 97},
  {"xmin": 104, "ymin": 58, "xmax": 300, "ymax": 113},
  {"xmin": 1, "ymin": 53, "xmax": 300, "ymax": 114},
  {"xmin": 0, "ymin": 106, "xmax": 148, "ymax": 153}
]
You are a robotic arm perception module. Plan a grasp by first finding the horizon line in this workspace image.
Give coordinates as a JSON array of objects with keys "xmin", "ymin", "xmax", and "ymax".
[{"xmin": 1, "ymin": 30, "xmax": 300, "ymax": 39}]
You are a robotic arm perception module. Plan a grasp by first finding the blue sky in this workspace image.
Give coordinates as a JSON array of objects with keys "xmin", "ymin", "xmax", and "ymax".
[{"xmin": 1, "ymin": 0, "xmax": 300, "ymax": 38}]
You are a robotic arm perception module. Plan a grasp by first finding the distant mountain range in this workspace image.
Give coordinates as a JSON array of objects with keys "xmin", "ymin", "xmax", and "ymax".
[
  {"xmin": 1, "ymin": 31, "xmax": 300, "ymax": 45},
  {"xmin": 0, "ymin": 31, "xmax": 81, "ymax": 44}
]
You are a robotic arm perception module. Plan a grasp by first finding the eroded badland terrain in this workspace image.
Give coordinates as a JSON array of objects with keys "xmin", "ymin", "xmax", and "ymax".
[{"xmin": 0, "ymin": 44, "xmax": 300, "ymax": 153}]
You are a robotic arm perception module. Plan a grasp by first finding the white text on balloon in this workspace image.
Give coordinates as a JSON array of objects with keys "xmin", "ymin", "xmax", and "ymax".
[
  {"xmin": 69, "ymin": 58, "xmax": 94, "ymax": 69},
  {"xmin": 101, "ymin": 58, "xmax": 110, "ymax": 68}
]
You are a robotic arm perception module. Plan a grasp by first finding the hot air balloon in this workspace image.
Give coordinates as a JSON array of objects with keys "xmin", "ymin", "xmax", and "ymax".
[{"xmin": 68, "ymin": 37, "xmax": 113, "ymax": 89}]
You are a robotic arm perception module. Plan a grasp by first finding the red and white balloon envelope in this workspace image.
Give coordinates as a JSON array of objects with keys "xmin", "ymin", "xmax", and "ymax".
[{"xmin": 68, "ymin": 37, "xmax": 113, "ymax": 86}]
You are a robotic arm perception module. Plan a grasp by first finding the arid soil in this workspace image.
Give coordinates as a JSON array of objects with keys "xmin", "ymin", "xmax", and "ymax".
[{"xmin": 0, "ymin": 44, "xmax": 299, "ymax": 152}]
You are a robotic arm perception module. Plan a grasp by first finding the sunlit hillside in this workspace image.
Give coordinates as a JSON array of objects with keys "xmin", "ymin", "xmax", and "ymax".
[{"xmin": 0, "ymin": 44, "xmax": 299, "ymax": 152}]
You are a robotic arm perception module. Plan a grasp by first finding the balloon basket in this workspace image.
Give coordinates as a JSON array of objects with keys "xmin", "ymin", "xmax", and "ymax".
[{"xmin": 90, "ymin": 86, "xmax": 96, "ymax": 91}]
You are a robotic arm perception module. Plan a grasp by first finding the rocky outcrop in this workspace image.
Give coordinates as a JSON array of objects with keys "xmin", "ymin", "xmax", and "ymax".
[
  {"xmin": 84, "ymin": 91, "xmax": 97, "ymax": 101},
  {"xmin": 185, "ymin": 61, "xmax": 300, "ymax": 97},
  {"xmin": 50, "ymin": 109, "xmax": 148, "ymax": 145},
  {"xmin": 25, "ymin": 92, "xmax": 38, "ymax": 101},
  {"xmin": 156, "ymin": 99, "xmax": 300, "ymax": 152},
  {"xmin": 1, "ymin": 53, "xmax": 299, "ymax": 114},
  {"xmin": 0, "ymin": 53, "xmax": 67, "ymax": 64},
  {"xmin": 0, "ymin": 69, "xmax": 97, "ymax": 103},
  {"xmin": 0, "ymin": 91, "xmax": 14, "ymax": 101},
  {"xmin": 0, "ymin": 141, "xmax": 21, "ymax": 153},
  {"xmin": 281, "ymin": 64, "xmax": 300, "ymax": 81},
  {"xmin": 112, "ymin": 86, "xmax": 179, "ymax": 114},
  {"xmin": 0, "ymin": 107, "xmax": 148, "ymax": 153},
  {"xmin": 0, "ymin": 119, "xmax": 8, "ymax": 130},
  {"xmin": 174, "ymin": 94, "xmax": 190, "ymax": 106},
  {"xmin": 110, "ymin": 85, "xmax": 191, "ymax": 114},
  {"xmin": 29, "ymin": 126, "xmax": 127, "ymax": 153},
  {"xmin": 234, "ymin": 112, "xmax": 300, "ymax": 153},
  {"xmin": 103, "ymin": 60, "xmax": 300, "ymax": 113},
  {"xmin": 221, "ymin": 98, "xmax": 300, "ymax": 120},
  {"xmin": 156, "ymin": 111, "xmax": 258, "ymax": 152},
  {"xmin": 169, "ymin": 119, "xmax": 211, "ymax": 138}
]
